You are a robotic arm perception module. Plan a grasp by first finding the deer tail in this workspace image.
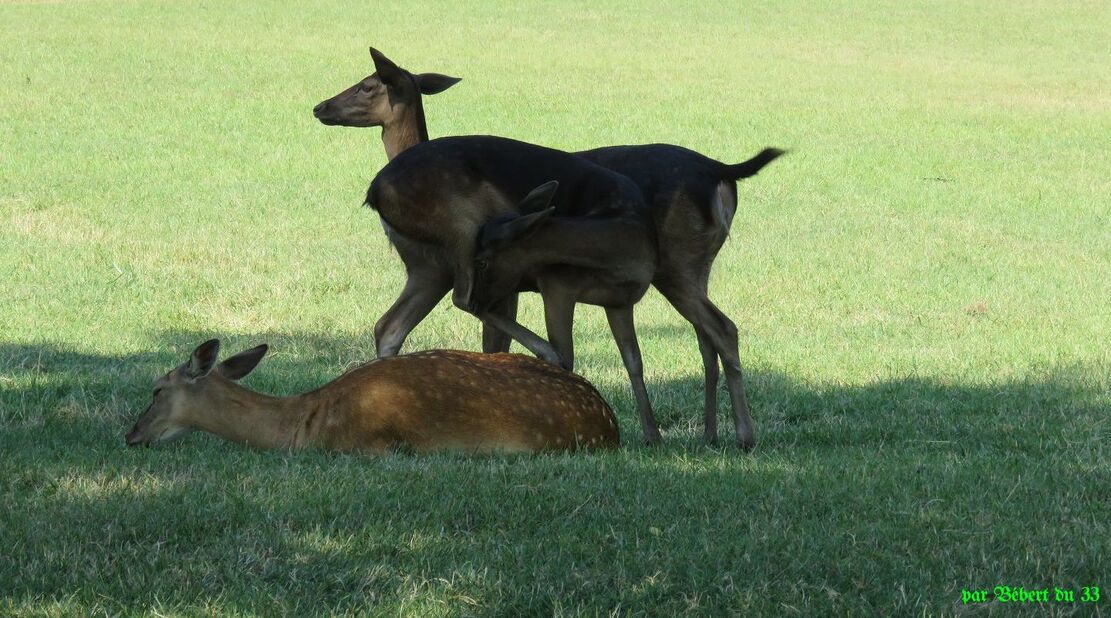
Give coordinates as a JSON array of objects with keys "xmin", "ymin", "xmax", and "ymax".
[{"xmin": 723, "ymin": 148, "xmax": 786, "ymax": 181}]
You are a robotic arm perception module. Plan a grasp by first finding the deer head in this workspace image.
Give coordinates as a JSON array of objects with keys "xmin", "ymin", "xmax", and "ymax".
[
  {"xmin": 124, "ymin": 340, "xmax": 269, "ymax": 447},
  {"xmin": 470, "ymin": 181, "xmax": 559, "ymax": 313},
  {"xmin": 312, "ymin": 47, "xmax": 460, "ymax": 129}
]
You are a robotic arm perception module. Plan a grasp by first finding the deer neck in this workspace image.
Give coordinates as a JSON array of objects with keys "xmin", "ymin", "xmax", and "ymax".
[
  {"xmin": 188, "ymin": 379, "xmax": 311, "ymax": 451},
  {"xmin": 380, "ymin": 102, "xmax": 429, "ymax": 161}
]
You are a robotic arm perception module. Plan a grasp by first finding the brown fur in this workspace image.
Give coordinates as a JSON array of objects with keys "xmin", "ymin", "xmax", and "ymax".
[{"xmin": 125, "ymin": 342, "xmax": 619, "ymax": 455}]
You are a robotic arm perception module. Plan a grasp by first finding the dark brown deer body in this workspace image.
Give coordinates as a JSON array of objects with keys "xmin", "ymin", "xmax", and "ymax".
[{"xmin": 125, "ymin": 340, "xmax": 619, "ymax": 455}]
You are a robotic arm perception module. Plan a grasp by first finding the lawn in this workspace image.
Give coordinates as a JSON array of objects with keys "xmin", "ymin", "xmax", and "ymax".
[{"xmin": 2, "ymin": 0, "xmax": 1109, "ymax": 615}]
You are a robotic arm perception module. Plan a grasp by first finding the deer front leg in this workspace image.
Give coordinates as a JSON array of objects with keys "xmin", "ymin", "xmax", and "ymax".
[
  {"xmin": 482, "ymin": 294, "xmax": 519, "ymax": 353},
  {"xmin": 478, "ymin": 312, "xmax": 562, "ymax": 365},
  {"xmin": 541, "ymin": 286, "xmax": 578, "ymax": 371},
  {"xmin": 373, "ymin": 269, "xmax": 452, "ymax": 358}
]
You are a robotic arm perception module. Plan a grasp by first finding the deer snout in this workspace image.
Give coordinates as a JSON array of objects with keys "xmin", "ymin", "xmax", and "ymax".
[
  {"xmin": 125, "ymin": 409, "xmax": 152, "ymax": 447},
  {"xmin": 312, "ymin": 100, "xmax": 332, "ymax": 121},
  {"xmin": 125, "ymin": 424, "xmax": 145, "ymax": 447}
]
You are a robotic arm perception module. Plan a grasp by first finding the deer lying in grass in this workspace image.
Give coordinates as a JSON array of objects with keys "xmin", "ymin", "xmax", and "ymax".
[
  {"xmin": 124, "ymin": 340, "xmax": 619, "ymax": 454},
  {"xmin": 314, "ymin": 47, "xmax": 784, "ymax": 447}
]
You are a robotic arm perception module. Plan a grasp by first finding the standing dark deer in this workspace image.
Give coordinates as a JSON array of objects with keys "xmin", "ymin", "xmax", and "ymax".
[
  {"xmin": 125, "ymin": 340, "xmax": 619, "ymax": 454},
  {"xmin": 313, "ymin": 48, "xmax": 519, "ymax": 356},
  {"xmin": 314, "ymin": 48, "xmax": 784, "ymax": 447}
]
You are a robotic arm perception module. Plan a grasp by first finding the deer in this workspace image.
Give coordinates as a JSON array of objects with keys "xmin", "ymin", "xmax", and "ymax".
[
  {"xmin": 313, "ymin": 47, "xmax": 784, "ymax": 447},
  {"xmin": 365, "ymin": 135, "xmax": 668, "ymax": 443},
  {"xmin": 124, "ymin": 339, "xmax": 620, "ymax": 454}
]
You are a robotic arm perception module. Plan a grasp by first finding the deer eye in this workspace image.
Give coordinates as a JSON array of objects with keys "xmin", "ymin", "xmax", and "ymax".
[
  {"xmin": 359, "ymin": 83, "xmax": 373, "ymax": 94},
  {"xmin": 476, "ymin": 259, "xmax": 489, "ymax": 272}
]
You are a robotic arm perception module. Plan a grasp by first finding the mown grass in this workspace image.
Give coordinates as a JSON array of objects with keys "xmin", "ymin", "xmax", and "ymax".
[{"xmin": 2, "ymin": 0, "xmax": 1109, "ymax": 615}]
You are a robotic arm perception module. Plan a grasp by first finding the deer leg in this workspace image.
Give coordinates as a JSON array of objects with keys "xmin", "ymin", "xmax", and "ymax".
[
  {"xmin": 541, "ymin": 286, "xmax": 578, "ymax": 371},
  {"xmin": 482, "ymin": 294, "xmax": 519, "ymax": 353},
  {"xmin": 703, "ymin": 301, "xmax": 755, "ymax": 450},
  {"xmin": 373, "ymin": 270, "xmax": 452, "ymax": 358},
  {"xmin": 658, "ymin": 286, "xmax": 754, "ymax": 450},
  {"xmin": 605, "ymin": 305, "xmax": 661, "ymax": 445},
  {"xmin": 479, "ymin": 311, "xmax": 562, "ymax": 366},
  {"xmin": 696, "ymin": 329, "xmax": 720, "ymax": 445},
  {"xmin": 659, "ymin": 278, "xmax": 723, "ymax": 445}
]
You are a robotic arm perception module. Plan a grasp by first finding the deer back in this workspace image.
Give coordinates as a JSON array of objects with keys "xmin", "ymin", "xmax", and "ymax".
[{"xmin": 316, "ymin": 350, "xmax": 620, "ymax": 454}]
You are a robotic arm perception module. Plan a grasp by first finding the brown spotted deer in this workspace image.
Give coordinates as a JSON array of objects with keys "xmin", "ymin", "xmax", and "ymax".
[
  {"xmin": 124, "ymin": 340, "xmax": 619, "ymax": 454},
  {"xmin": 314, "ymin": 48, "xmax": 784, "ymax": 447}
]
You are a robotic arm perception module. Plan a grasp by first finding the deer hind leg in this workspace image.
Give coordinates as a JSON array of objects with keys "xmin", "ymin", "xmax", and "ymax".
[
  {"xmin": 482, "ymin": 293, "xmax": 519, "ymax": 353},
  {"xmin": 658, "ymin": 284, "xmax": 754, "ymax": 450},
  {"xmin": 696, "ymin": 329, "xmax": 720, "ymax": 444},
  {"xmin": 704, "ymin": 300, "xmax": 754, "ymax": 450},
  {"xmin": 605, "ymin": 305, "xmax": 661, "ymax": 445},
  {"xmin": 657, "ymin": 267, "xmax": 722, "ymax": 445}
]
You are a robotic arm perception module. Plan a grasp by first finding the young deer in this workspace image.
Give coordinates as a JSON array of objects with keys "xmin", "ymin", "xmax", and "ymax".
[
  {"xmin": 314, "ymin": 47, "xmax": 784, "ymax": 447},
  {"xmin": 470, "ymin": 180, "xmax": 663, "ymax": 441},
  {"xmin": 124, "ymin": 340, "xmax": 619, "ymax": 454}
]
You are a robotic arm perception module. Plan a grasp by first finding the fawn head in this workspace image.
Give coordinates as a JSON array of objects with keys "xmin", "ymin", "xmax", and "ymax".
[
  {"xmin": 125, "ymin": 339, "xmax": 268, "ymax": 447},
  {"xmin": 470, "ymin": 181, "xmax": 559, "ymax": 313},
  {"xmin": 313, "ymin": 47, "xmax": 460, "ymax": 128}
]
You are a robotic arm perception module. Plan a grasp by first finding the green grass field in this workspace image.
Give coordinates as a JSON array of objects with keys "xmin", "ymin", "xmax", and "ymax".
[{"xmin": 2, "ymin": 0, "xmax": 1109, "ymax": 615}]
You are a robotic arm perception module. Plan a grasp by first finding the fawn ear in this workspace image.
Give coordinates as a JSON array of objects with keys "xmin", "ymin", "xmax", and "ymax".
[
  {"xmin": 489, "ymin": 206, "xmax": 556, "ymax": 247},
  {"xmin": 518, "ymin": 181, "xmax": 559, "ymax": 215},
  {"xmin": 477, "ymin": 182, "xmax": 559, "ymax": 251},
  {"xmin": 186, "ymin": 339, "xmax": 221, "ymax": 380},
  {"xmin": 415, "ymin": 73, "xmax": 461, "ymax": 95},
  {"xmin": 370, "ymin": 47, "xmax": 406, "ymax": 88},
  {"xmin": 218, "ymin": 344, "xmax": 268, "ymax": 380}
]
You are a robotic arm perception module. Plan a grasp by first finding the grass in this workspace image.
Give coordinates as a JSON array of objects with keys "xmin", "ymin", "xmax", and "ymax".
[{"xmin": 2, "ymin": 0, "xmax": 1109, "ymax": 614}]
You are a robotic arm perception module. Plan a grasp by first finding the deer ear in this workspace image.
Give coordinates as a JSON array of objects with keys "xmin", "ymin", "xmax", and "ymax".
[
  {"xmin": 492, "ymin": 207, "xmax": 556, "ymax": 247},
  {"xmin": 415, "ymin": 73, "xmax": 461, "ymax": 95},
  {"xmin": 218, "ymin": 344, "xmax": 268, "ymax": 381},
  {"xmin": 518, "ymin": 181, "xmax": 559, "ymax": 215},
  {"xmin": 370, "ymin": 47, "xmax": 406, "ymax": 88},
  {"xmin": 186, "ymin": 339, "xmax": 221, "ymax": 379}
]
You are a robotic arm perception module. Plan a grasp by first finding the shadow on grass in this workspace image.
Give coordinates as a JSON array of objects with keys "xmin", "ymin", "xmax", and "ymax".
[
  {"xmin": 1, "ymin": 332, "xmax": 1108, "ymax": 612},
  {"xmin": 1, "ymin": 329, "xmax": 1107, "ymax": 451}
]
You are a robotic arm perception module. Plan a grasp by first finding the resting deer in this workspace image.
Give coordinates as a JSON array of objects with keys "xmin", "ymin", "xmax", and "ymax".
[
  {"xmin": 314, "ymin": 47, "xmax": 784, "ymax": 447},
  {"xmin": 124, "ymin": 339, "xmax": 619, "ymax": 454}
]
